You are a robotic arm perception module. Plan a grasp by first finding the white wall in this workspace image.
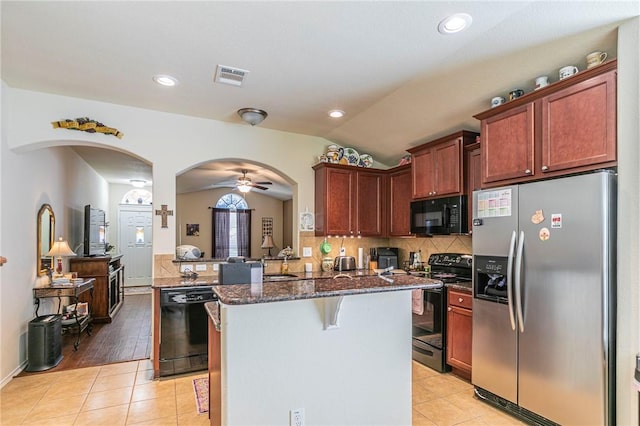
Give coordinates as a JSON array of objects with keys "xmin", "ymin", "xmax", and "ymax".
[
  {"xmin": 177, "ymin": 188, "xmax": 286, "ymax": 259},
  {"xmin": 220, "ymin": 291, "xmax": 412, "ymax": 425},
  {"xmin": 0, "ymin": 138, "xmax": 109, "ymax": 384},
  {"xmin": 0, "ymin": 86, "xmax": 331, "ymax": 384},
  {"xmin": 615, "ymin": 16, "xmax": 640, "ymax": 425},
  {"xmin": 5, "ymin": 88, "xmax": 331, "ymax": 256}
]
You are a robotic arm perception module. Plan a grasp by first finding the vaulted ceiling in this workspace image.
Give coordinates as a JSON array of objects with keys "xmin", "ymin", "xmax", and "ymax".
[{"xmin": 2, "ymin": 1, "xmax": 638, "ymax": 196}]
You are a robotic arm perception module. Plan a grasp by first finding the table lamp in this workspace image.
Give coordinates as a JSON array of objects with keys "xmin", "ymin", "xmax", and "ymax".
[
  {"xmin": 47, "ymin": 237, "xmax": 76, "ymax": 276},
  {"xmin": 261, "ymin": 235, "xmax": 275, "ymax": 257}
]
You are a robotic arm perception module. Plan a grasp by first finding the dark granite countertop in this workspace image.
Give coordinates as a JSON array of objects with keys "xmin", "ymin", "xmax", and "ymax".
[
  {"xmin": 152, "ymin": 269, "xmax": 384, "ymax": 289},
  {"xmin": 204, "ymin": 302, "xmax": 220, "ymax": 331},
  {"xmin": 152, "ymin": 277, "xmax": 218, "ymax": 288},
  {"xmin": 212, "ymin": 274, "xmax": 442, "ymax": 305}
]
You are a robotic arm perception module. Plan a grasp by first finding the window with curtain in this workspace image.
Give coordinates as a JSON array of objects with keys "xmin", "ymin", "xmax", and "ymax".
[{"xmin": 212, "ymin": 194, "xmax": 251, "ymax": 259}]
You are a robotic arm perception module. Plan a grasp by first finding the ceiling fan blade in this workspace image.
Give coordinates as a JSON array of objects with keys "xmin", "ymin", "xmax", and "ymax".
[
  {"xmin": 251, "ymin": 184, "xmax": 269, "ymax": 190},
  {"xmin": 254, "ymin": 181, "xmax": 272, "ymax": 185}
]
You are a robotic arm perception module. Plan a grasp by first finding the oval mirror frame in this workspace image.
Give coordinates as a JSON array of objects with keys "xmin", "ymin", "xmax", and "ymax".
[{"xmin": 37, "ymin": 204, "xmax": 55, "ymax": 276}]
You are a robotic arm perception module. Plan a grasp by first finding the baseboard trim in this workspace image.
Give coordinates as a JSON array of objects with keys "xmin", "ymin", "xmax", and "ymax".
[{"xmin": 1, "ymin": 359, "xmax": 28, "ymax": 389}]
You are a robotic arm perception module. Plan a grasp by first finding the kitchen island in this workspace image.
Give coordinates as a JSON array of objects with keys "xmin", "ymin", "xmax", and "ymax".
[{"xmin": 206, "ymin": 273, "xmax": 441, "ymax": 426}]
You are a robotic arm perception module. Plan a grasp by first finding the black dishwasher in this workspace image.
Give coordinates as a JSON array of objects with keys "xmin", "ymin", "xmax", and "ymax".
[{"xmin": 159, "ymin": 286, "xmax": 216, "ymax": 377}]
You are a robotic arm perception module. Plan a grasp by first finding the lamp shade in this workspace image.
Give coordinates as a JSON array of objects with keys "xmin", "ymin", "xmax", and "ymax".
[
  {"xmin": 261, "ymin": 235, "xmax": 275, "ymax": 249},
  {"xmin": 46, "ymin": 237, "xmax": 77, "ymax": 257}
]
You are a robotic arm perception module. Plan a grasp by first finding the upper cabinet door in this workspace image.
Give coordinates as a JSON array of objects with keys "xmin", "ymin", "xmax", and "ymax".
[
  {"xmin": 356, "ymin": 170, "xmax": 385, "ymax": 237},
  {"xmin": 540, "ymin": 70, "xmax": 616, "ymax": 173},
  {"xmin": 481, "ymin": 103, "xmax": 535, "ymax": 185},
  {"xmin": 411, "ymin": 148, "xmax": 435, "ymax": 199},
  {"xmin": 325, "ymin": 167, "xmax": 354, "ymax": 236},
  {"xmin": 433, "ymin": 138, "xmax": 462, "ymax": 197},
  {"xmin": 388, "ymin": 166, "xmax": 412, "ymax": 236}
]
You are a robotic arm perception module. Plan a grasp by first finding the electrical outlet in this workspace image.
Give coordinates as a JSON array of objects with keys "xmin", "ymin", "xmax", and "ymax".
[
  {"xmin": 302, "ymin": 247, "xmax": 312, "ymax": 257},
  {"xmin": 195, "ymin": 264, "xmax": 207, "ymax": 272},
  {"xmin": 339, "ymin": 247, "xmax": 346, "ymax": 256},
  {"xmin": 290, "ymin": 408, "xmax": 304, "ymax": 426},
  {"xmin": 180, "ymin": 264, "xmax": 193, "ymax": 273},
  {"xmin": 213, "ymin": 264, "xmax": 219, "ymax": 271}
]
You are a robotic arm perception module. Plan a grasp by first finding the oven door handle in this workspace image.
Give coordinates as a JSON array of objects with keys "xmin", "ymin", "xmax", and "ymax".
[{"xmin": 506, "ymin": 230, "xmax": 517, "ymax": 331}]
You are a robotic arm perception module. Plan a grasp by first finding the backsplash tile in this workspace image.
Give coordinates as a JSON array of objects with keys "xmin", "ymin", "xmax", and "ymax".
[{"xmin": 154, "ymin": 233, "xmax": 472, "ymax": 277}]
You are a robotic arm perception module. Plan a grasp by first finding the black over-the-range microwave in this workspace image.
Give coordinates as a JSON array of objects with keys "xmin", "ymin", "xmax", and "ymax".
[{"xmin": 410, "ymin": 195, "xmax": 467, "ymax": 235}]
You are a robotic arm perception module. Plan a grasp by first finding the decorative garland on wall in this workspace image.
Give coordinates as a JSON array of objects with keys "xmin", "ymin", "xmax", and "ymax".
[{"xmin": 51, "ymin": 117, "xmax": 123, "ymax": 139}]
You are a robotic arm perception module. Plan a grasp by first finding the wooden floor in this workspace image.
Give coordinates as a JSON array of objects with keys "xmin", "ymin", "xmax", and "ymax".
[{"xmin": 20, "ymin": 292, "xmax": 151, "ymax": 376}]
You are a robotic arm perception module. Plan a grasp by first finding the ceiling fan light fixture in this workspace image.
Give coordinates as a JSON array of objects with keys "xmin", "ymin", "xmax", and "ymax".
[
  {"xmin": 328, "ymin": 109, "xmax": 345, "ymax": 118},
  {"xmin": 438, "ymin": 13, "xmax": 472, "ymax": 34},
  {"xmin": 130, "ymin": 179, "xmax": 147, "ymax": 188},
  {"xmin": 237, "ymin": 108, "xmax": 268, "ymax": 126},
  {"xmin": 237, "ymin": 183, "xmax": 252, "ymax": 193},
  {"xmin": 152, "ymin": 74, "xmax": 179, "ymax": 87}
]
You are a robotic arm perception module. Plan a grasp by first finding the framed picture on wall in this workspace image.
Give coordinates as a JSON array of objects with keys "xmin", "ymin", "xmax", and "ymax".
[
  {"xmin": 300, "ymin": 212, "xmax": 314, "ymax": 231},
  {"xmin": 186, "ymin": 224, "xmax": 200, "ymax": 236}
]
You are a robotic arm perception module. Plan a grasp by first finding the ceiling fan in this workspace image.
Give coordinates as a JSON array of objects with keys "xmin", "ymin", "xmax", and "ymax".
[{"xmin": 236, "ymin": 170, "xmax": 272, "ymax": 193}]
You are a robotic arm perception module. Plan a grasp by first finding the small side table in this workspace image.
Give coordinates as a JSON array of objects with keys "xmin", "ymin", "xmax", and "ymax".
[{"xmin": 33, "ymin": 279, "xmax": 95, "ymax": 350}]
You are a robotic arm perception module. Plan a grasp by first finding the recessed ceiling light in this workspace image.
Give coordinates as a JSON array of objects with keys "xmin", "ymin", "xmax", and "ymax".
[
  {"xmin": 153, "ymin": 74, "xmax": 179, "ymax": 87},
  {"xmin": 438, "ymin": 13, "xmax": 472, "ymax": 34},
  {"xmin": 328, "ymin": 109, "xmax": 345, "ymax": 118}
]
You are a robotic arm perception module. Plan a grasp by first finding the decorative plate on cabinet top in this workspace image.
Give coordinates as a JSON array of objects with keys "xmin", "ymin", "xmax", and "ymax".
[
  {"xmin": 343, "ymin": 147, "xmax": 360, "ymax": 165},
  {"xmin": 358, "ymin": 154, "xmax": 373, "ymax": 168}
]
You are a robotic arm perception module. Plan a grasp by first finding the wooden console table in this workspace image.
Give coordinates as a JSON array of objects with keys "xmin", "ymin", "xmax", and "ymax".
[
  {"xmin": 34, "ymin": 279, "xmax": 95, "ymax": 350},
  {"xmin": 70, "ymin": 255, "xmax": 124, "ymax": 323}
]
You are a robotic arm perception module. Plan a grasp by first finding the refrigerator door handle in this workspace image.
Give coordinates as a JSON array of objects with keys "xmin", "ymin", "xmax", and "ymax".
[
  {"xmin": 506, "ymin": 230, "xmax": 517, "ymax": 331},
  {"xmin": 515, "ymin": 230, "xmax": 525, "ymax": 333}
]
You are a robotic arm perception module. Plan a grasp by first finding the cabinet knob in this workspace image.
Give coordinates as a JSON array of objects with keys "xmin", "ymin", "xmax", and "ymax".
[
  {"xmin": 447, "ymin": 307, "xmax": 452, "ymax": 311},
  {"xmin": 541, "ymin": 165, "xmax": 549, "ymax": 171},
  {"xmin": 458, "ymin": 297, "xmax": 464, "ymax": 303},
  {"xmin": 525, "ymin": 169, "xmax": 532, "ymax": 175}
]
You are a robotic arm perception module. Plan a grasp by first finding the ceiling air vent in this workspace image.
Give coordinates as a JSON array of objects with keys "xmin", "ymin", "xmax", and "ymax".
[{"xmin": 214, "ymin": 65, "xmax": 249, "ymax": 87}]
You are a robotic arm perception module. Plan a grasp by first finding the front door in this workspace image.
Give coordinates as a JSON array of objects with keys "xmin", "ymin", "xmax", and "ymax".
[{"xmin": 118, "ymin": 204, "xmax": 152, "ymax": 287}]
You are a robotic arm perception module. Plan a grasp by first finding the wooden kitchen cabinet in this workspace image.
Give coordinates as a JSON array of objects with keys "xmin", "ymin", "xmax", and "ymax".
[
  {"xmin": 447, "ymin": 287, "xmax": 472, "ymax": 380},
  {"xmin": 387, "ymin": 165, "xmax": 412, "ymax": 236},
  {"xmin": 540, "ymin": 69, "xmax": 617, "ymax": 173},
  {"xmin": 475, "ymin": 60, "xmax": 617, "ymax": 188},
  {"xmin": 408, "ymin": 130, "xmax": 478, "ymax": 200},
  {"xmin": 70, "ymin": 255, "xmax": 124, "ymax": 323},
  {"xmin": 313, "ymin": 163, "xmax": 385, "ymax": 237},
  {"xmin": 480, "ymin": 103, "xmax": 535, "ymax": 184},
  {"xmin": 464, "ymin": 142, "xmax": 481, "ymax": 232}
]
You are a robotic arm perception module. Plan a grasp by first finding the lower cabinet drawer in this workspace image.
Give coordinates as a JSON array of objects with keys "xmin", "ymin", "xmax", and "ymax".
[{"xmin": 448, "ymin": 289, "xmax": 472, "ymax": 309}]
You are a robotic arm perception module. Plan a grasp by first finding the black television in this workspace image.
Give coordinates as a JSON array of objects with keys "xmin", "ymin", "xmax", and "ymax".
[{"xmin": 83, "ymin": 205, "xmax": 106, "ymax": 257}]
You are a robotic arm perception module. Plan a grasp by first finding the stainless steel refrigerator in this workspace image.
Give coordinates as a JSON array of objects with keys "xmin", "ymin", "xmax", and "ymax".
[{"xmin": 471, "ymin": 170, "xmax": 616, "ymax": 426}]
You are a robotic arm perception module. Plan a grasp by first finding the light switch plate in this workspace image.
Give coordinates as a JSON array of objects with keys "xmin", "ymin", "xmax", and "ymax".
[
  {"xmin": 195, "ymin": 264, "xmax": 207, "ymax": 272},
  {"xmin": 213, "ymin": 264, "xmax": 219, "ymax": 271},
  {"xmin": 302, "ymin": 247, "xmax": 312, "ymax": 257}
]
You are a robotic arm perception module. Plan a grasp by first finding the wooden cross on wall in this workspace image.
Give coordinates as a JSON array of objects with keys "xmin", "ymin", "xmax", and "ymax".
[{"xmin": 155, "ymin": 204, "xmax": 173, "ymax": 228}]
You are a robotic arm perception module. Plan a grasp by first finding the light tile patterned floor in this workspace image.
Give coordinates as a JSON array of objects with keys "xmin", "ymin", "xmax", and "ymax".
[
  {"xmin": 412, "ymin": 361, "xmax": 526, "ymax": 425},
  {"xmin": 1, "ymin": 360, "xmax": 523, "ymax": 425},
  {"xmin": 0, "ymin": 360, "xmax": 208, "ymax": 426}
]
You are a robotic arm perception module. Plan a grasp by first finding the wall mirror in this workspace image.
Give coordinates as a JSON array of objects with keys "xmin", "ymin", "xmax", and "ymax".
[{"xmin": 37, "ymin": 204, "xmax": 55, "ymax": 276}]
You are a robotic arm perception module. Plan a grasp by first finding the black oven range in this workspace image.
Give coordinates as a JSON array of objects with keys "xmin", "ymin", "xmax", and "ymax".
[{"xmin": 412, "ymin": 253, "xmax": 472, "ymax": 372}]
